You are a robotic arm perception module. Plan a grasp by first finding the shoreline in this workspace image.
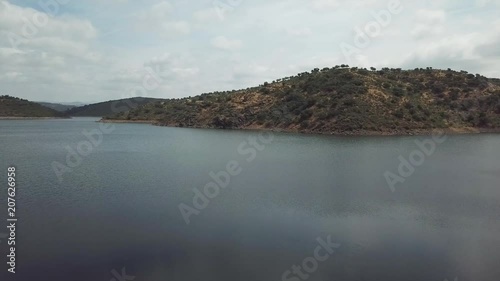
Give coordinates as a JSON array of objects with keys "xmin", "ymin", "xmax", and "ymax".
[{"xmin": 99, "ymin": 119, "xmax": 500, "ymax": 137}]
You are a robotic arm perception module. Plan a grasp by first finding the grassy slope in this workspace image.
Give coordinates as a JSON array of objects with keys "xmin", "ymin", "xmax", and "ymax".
[
  {"xmin": 0, "ymin": 95, "xmax": 68, "ymax": 118},
  {"xmin": 105, "ymin": 67, "xmax": 500, "ymax": 134}
]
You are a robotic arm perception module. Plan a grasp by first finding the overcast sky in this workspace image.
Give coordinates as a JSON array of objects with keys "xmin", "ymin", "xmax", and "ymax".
[{"xmin": 0, "ymin": 0, "xmax": 498, "ymax": 103}]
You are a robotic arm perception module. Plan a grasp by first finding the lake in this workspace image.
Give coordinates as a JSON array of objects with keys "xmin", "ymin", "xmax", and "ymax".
[{"xmin": 1, "ymin": 117, "xmax": 499, "ymax": 281}]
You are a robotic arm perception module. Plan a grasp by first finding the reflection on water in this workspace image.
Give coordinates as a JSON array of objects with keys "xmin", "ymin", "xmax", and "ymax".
[{"xmin": 0, "ymin": 118, "xmax": 499, "ymax": 281}]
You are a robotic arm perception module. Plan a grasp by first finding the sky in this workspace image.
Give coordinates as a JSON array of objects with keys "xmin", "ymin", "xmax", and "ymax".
[{"xmin": 0, "ymin": 0, "xmax": 499, "ymax": 103}]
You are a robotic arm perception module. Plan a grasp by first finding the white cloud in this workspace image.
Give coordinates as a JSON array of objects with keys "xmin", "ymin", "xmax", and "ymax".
[
  {"xmin": 476, "ymin": 0, "xmax": 500, "ymax": 7},
  {"xmin": 310, "ymin": 0, "xmax": 378, "ymax": 10},
  {"xmin": 311, "ymin": 0, "xmax": 341, "ymax": 10},
  {"xmin": 160, "ymin": 21, "xmax": 190, "ymax": 34},
  {"xmin": 0, "ymin": 0, "xmax": 107, "ymax": 101},
  {"xmin": 135, "ymin": 1, "xmax": 191, "ymax": 36},
  {"xmin": 415, "ymin": 9, "xmax": 446, "ymax": 23},
  {"xmin": 286, "ymin": 27, "xmax": 312, "ymax": 37},
  {"xmin": 0, "ymin": 0, "xmax": 499, "ymax": 103},
  {"xmin": 401, "ymin": 31, "xmax": 499, "ymax": 77},
  {"xmin": 0, "ymin": 71, "xmax": 23, "ymax": 81},
  {"xmin": 150, "ymin": 1, "xmax": 173, "ymax": 18},
  {"xmin": 193, "ymin": 8, "xmax": 220, "ymax": 23},
  {"xmin": 411, "ymin": 9, "xmax": 446, "ymax": 39},
  {"xmin": 210, "ymin": 36, "xmax": 242, "ymax": 50}
]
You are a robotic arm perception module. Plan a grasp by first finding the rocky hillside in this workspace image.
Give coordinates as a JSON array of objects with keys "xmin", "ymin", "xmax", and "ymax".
[
  {"xmin": 0, "ymin": 95, "xmax": 68, "ymax": 118},
  {"xmin": 104, "ymin": 67, "xmax": 500, "ymax": 135}
]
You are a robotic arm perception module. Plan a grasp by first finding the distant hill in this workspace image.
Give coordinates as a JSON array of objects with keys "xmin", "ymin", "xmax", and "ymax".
[
  {"xmin": 66, "ymin": 97, "xmax": 165, "ymax": 117},
  {"xmin": 105, "ymin": 67, "xmax": 500, "ymax": 135},
  {"xmin": 36, "ymin": 102, "xmax": 79, "ymax": 112},
  {"xmin": 0, "ymin": 95, "xmax": 69, "ymax": 118}
]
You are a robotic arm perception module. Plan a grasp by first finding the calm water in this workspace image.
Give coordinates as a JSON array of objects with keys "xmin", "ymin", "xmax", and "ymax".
[{"xmin": 0, "ymin": 118, "xmax": 499, "ymax": 281}]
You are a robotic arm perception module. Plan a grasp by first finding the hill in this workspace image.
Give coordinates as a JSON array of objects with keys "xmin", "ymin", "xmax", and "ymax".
[
  {"xmin": 0, "ymin": 95, "xmax": 69, "ymax": 118},
  {"xmin": 104, "ymin": 67, "xmax": 500, "ymax": 135},
  {"xmin": 36, "ymin": 102, "xmax": 79, "ymax": 112},
  {"xmin": 66, "ymin": 97, "xmax": 164, "ymax": 117}
]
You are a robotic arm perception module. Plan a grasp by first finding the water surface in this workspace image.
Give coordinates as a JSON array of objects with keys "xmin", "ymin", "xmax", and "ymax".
[{"xmin": 0, "ymin": 118, "xmax": 499, "ymax": 281}]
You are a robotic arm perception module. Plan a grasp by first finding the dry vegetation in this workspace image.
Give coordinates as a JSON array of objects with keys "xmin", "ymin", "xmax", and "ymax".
[{"xmin": 105, "ymin": 66, "xmax": 500, "ymax": 135}]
